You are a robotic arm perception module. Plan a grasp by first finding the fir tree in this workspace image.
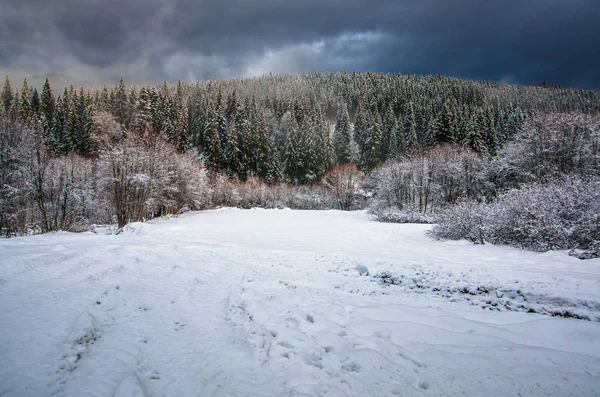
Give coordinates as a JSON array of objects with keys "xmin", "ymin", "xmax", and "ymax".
[
  {"xmin": 469, "ymin": 110, "xmax": 488, "ymax": 155},
  {"xmin": 381, "ymin": 104, "xmax": 397, "ymax": 160},
  {"xmin": 65, "ymin": 89, "xmax": 78, "ymax": 152},
  {"xmin": 405, "ymin": 102, "xmax": 418, "ymax": 155},
  {"xmin": 315, "ymin": 108, "xmax": 335, "ymax": 177},
  {"xmin": 361, "ymin": 109, "xmax": 383, "ymax": 170},
  {"xmin": 99, "ymin": 86, "xmax": 110, "ymax": 111},
  {"xmin": 284, "ymin": 108, "xmax": 300, "ymax": 182},
  {"xmin": 132, "ymin": 86, "xmax": 152, "ymax": 134},
  {"xmin": 19, "ymin": 78, "xmax": 32, "ymax": 122},
  {"xmin": 50, "ymin": 93, "xmax": 68, "ymax": 155},
  {"xmin": 353, "ymin": 99, "xmax": 369, "ymax": 156},
  {"xmin": 174, "ymin": 103, "xmax": 190, "ymax": 153},
  {"xmin": 436, "ymin": 102, "xmax": 454, "ymax": 143},
  {"xmin": 297, "ymin": 109, "xmax": 318, "ymax": 182},
  {"xmin": 1, "ymin": 76, "xmax": 13, "ymax": 115},
  {"xmin": 266, "ymin": 144, "xmax": 283, "ymax": 184},
  {"xmin": 203, "ymin": 107, "xmax": 222, "ymax": 172},
  {"xmin": 31, "ymin": 89, "xmax": 40, "ymax": 116},
  {"xmin": 484, "ymin": 107, "xmax": 497, "ymax": 156},
  {"xmin": 333, "ymin": 104, "xmax": 353, "ymax": 164},
  {"xmin": 40, "ymin": 78, "xmax": 55, "ymax": 147},
  {"xmin": 255, "ymin": 107, "xmax": 270, "ymax": 177},
  {"xmin": 113, "ymin": 76, "xmax": 130, "ymax": 127},
  {"xmin": 224, "ymin": 121, "xmax": 242, "ymax": 177}
]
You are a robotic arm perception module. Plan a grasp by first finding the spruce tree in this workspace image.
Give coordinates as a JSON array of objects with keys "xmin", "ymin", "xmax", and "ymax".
[
  {"xmin": 469, "ymin": 110, "xmax": 488, "ymax": 155},
  {"xmin": 353, "ymin": 99, "xmax": 369, "ymax": 157},
  {"xmin": 405, "ymin": 102, "xmax": 418, "ymax": 155},
  {"xmin": 297, "ymin": 109, "xmax": 318, "ymax": 182},
  {"xmin": 1, "ymin": 76, "xmax": 13, "ymax": 115},
  {"xmin": 19, "ymin": 78, "xmax": 32, "ymax": 123},
  {"xmin": 203, "ymin": 107, "xmax": 222, "ymax": 172},
  {"xmin": 51, "ymin": 93, "xmax": 68, "ymax": 155},
  {"xmin": 266, "ymin": 144, "xmax": 283, "ymax": 184},
  {"xmin": 78, "ymin": 97, "xmax": 93, "ymax": 155},
  {"xmin": 99, "ymin": 86, "xmax": 110, "ymax": 111},
  {"xmin": 333, "ymin": 104, "xmax": 353, "ymax": 164},
  {"xmin": 361, "ymin": 109, "xmax": 383, "ymax": 170},
  {"xmin": 255, "ymin": 107, "xmax": 270, "ymax": 177},
  {"xmin": 484, "ymin": 107, "xmax": 497, "ymax": 156},
  {"xmin": 436, "ymin": 102, "xmax": 454, "ymax": 143},
  {"xmin": 113, "ymin": 76, "xmax": 129, "ymax": 127},
  {"xmin": 65, "ymin": 89, "xmax": 78, "ymax": 152},
  {"xmin": 316, "ymin": 108, "xmax": 335, "ymax": 177},
  {"xmin": 31, "ymin": 89, "xmax": 40, "ymax": 116},
  {"xmin": 40, "ymin": 78, "xmax": 55, "ymax": 147},
  {"xmin": 284, "ymin": 108, "xmax": 300, "ymax": 182},
  {"xmin": 381, "ymin": 104, "xmax": 396, "ymax": 160},
  {"xmin": 132, "ymin": 86, "xmax": 152, "ymax": 134}
]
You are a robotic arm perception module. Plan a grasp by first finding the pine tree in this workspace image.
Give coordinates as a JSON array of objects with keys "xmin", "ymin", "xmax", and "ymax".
[
  {"xmin": 405, "ymin": 102, "xmax": 418, "ymax": 155},
  {"xmin": 19, "ymin": 78, "xmax": 32, "ymax": 122},
  {"xmin": 255, "ymin": 106, "xmax": 270, "ymax": 177},
  {"xmin": 381, "ymin": 104, "xmax": 396, "ymax": 160},
  {"xmin": 78, "ymin": 96, "xmax": 93, "ymax": 155},
  {"xmin": 361, "ymin": 109, "xmax": 382, "ymax": 170},
  {"xmin": 469, "ymin": 110, "xmax": 488, "ymax": 155},
  {"xmin": 50, "ymin": 93, "xmax": 68, "ymax": 155},
  {"xmin": 297, "ymin": 109, "xmax": 318, "ymax": 182},
  {"xmin": 113, "ymin": 76, "xmax": 130, "ymax": 127},
  {"xmin": 65, "ymin": 89, "xmax": 78, "ymax": 152},
  {"xmin": 333, "ymin": 104, "xmax": 353, "ymax": 164},
  {"xmin": 266, "ymin": 144, "xmax": 283, "ymax": 184},
  {"xmin": 175, "ymin": 106, "xmax": 190, "ymax": 153},
  {"xmin": 484, "ymin": 107, "xmax": 497, "ymax": 156},
  {"xmin": 436, "ymin": 102, "xmax": 454, "ymax": 143},
  {"xmin": 132, "ymin": 86, "xmax": 152, "ymax": 134},
  {"xmin": 284, "ymin": 108, "xmax": 300, "ymax": 182},
  {"xmin": 353, "ymin": 99, "xmax": 369, "ymax": 156},
  {"xmin": 40, "ymin": 77, "xmax": 55, "ymax": 147},
  {"xmin": 31, "ymin": 89, "xmax": 40, "ymax": 116},
  {"xmin": 190, "ymin": 95, "xmax": 207, "ymax": 148},
  {"xmin": 215, "ymin": 100, "xmax": 229, "ymax": 171},
  {"xmin": 225, "ymin": 90, "xmax": 239, "ymax": 122},
  {"xmin": 315, "ymin": 108, "xmax": 335, "ymax": 177},
  {"xmin": 203, "ymin": 107, "xmax": 222, "ymax": 172},
  {"xmin": 99, "ymin": 86, "xmax": 110, "ymax": 111},
  {"xmin": 1, "ymin": 76, "xmax": 13, "ymax": 115},
  {"xmin": 224, "ymin": 121, "xmax": 242, "ymax": 177}
]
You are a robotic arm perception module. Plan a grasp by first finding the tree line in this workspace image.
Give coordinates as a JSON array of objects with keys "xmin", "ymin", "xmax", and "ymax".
[
  {"xmin": 3, "ymin": 73, "xmax": 599, "ymax": 184},
  {"xmin": 1, "ymin": 72, "xmax": 599, "ymax": 238}
]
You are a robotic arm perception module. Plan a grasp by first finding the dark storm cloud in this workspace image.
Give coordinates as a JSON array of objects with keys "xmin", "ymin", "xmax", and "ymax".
[{"xmin": 0, "ymin": 0, "xmax": 598, "ymax": 89}]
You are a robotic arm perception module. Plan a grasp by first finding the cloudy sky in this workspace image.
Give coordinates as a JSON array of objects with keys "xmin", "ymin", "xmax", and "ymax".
[{"xmin": 1, "ymin": 0, "xmax": 599, "ymax": 90}]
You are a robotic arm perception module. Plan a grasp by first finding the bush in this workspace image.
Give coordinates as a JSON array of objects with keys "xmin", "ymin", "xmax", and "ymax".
[
  {"xmin": 370, "ymin": 144, "xmax": 484, "ymax": 223},
  {"xmin": 486, "ymin": 112, "xmax": 600, "ymax": 193},
  {"xmin": 430, "ymin": 177, "xmax": 600, "ymax": 255}
]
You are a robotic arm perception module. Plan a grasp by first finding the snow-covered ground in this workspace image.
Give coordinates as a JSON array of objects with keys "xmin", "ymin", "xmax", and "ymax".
[{"xmin": 1, "ymin": 209, "xmax": 599, "ymax": 397}]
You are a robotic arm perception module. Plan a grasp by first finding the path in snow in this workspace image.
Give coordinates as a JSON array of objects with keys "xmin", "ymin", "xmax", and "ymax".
[{"xmin": 0, "ymin": 208, "xmax": 599, "ymax": 397}]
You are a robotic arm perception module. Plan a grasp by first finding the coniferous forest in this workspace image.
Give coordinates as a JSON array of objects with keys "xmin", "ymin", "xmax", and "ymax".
[{"xmin": 1, "ymin": 72, "xmax": 599, "ymax": 255}]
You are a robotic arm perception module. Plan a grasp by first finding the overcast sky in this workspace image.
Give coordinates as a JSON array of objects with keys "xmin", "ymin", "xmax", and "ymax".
[{"xmin": 1, "ymin": 0, "xmax": 599, "ymax": 90}]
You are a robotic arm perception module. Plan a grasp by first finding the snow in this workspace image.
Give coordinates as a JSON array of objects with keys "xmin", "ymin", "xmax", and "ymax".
[{"xmin": 1, "ymin": 208, "xmax": 599, "ymax": 397}]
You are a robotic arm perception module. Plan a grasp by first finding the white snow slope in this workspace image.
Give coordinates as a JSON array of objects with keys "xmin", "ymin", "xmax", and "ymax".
[{"xmin": 1, "ymin": 209, "xmax": 599, "ymax": 397}]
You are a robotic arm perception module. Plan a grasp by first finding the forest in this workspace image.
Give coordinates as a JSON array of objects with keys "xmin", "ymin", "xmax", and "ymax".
[{"xmin": 1, "ymin": 72, "xmax": 598, "ymax": 255}]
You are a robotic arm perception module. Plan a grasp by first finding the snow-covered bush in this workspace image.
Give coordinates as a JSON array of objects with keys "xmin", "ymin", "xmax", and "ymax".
[
  {"xmin": 322, "ymin": 164, "xmax": 366, "ymax": 210},
  {"xmin": 369, "ymin": 205, "xmax": 436, "ymax": 224},
  {"xmin": 430, "ymin": 177, "xmax": 600, "ymax": 256},
  {"xmin": 370, "ymin": 145, "xmax": 484, "ymax": 222},
  {"xmin": 99, "ymin": 131, "xmax": 211, "ymax": 227},
  {"xmin": 486, "ymin": 112, "xmax": 600, "ymax": 193}
]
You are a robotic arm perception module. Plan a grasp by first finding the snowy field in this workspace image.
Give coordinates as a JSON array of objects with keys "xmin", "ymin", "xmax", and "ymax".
[{"xmin": 1, "ymin": 209, "xmax": 599, "ymax": 397}]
